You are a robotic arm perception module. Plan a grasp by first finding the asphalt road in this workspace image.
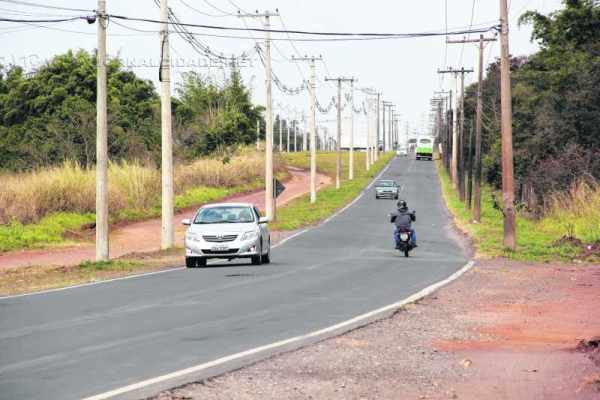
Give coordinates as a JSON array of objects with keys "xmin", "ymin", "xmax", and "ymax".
[{"xmin": 0, "ymin": 156, "xmax": 468, "ymax": 400}]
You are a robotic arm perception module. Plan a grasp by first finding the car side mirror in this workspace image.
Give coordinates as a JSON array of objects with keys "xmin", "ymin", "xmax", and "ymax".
[
  {"xmin": 259, "ymin": 217, "xmax": 269, "ymax": 224},
  {"xmin": 181, "ymin": 218, "xmax": 191, "ymax": 226}
]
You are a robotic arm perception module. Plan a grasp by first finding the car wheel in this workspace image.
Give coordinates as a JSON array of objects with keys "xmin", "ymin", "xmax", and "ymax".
[
  {"xmin": 261, "ymin": 239, "xmax": 271, "ymax": 264},
  {"xmin": 251, "ymin": 242, "xmax": 263, "ymax": 265},
  {"xmin": 186, "ymin": 257, "xmax": 197, "ymax": 268}
]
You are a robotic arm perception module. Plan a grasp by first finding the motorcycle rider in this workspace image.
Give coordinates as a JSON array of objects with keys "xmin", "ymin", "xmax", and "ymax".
[{"xmin": 390, "ymin": 200, "xmax": 417, "ymax": 248}]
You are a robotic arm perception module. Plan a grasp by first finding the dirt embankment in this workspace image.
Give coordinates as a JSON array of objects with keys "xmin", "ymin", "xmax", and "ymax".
[{"xmin": 154, "ymin": 260, "xmax": 600, "ymax": 400}]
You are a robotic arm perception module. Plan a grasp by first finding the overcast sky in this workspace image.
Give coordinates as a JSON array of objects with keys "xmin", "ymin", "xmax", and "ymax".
[{"xmin": 2, "ymin": 0, "xmax": 563, "ymax": 145}]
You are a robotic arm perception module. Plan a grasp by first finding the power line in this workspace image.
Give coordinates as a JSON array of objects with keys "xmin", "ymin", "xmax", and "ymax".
[
  {"xmin": 200, "ymin": 0, "xmax": 236, "ymax": 16},
  {"xmin": 0, "ymin": 0, "xmax": 91, "ymax": 12},
  {"xmin": 459, "ymin": 0, "xmax": 478, "ymax": 64},
  {"xmin": 178, "ymin": 0, "xmax": 231, "ymax": 18},
  {"xmin": 103, "ymin": 14, "xmax": 499, "ymax": 38}
]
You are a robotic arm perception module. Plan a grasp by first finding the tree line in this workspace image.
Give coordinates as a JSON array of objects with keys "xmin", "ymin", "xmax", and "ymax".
[
  {"xmin": 0, "ymin": 50, "xmax": 264, "ymax": 171},
  {"xmin": 460, "ymin": 0, "xmax": 600, "ymax": 211}
]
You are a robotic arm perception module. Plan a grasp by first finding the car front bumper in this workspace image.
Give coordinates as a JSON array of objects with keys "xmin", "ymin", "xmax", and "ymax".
[
  {"xmin": 376, "ymin": 190, "xmax": 398, "ymax": 198},
  {"xmin": 185, "ymin": 238, "xmax": 261, "ymax": 258}
]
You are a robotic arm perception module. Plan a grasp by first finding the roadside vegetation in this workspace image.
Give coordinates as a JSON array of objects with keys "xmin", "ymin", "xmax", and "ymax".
[
  {"xmin": 0, "ymin": 150, "xmax": 287, "ymax": 252},
  {"xmin": 438, "ymin": 1, "xmax": 599, "ymax": 261},
  {"xmin": 0, "ymin": 255, "xmax": 181, "ymax": 296},
  {"xmin": 437, "ymin": 164, "xmax": 596, "ymax": 262},
  {"xmin": 273, "ymin": 151, "xmax": 394, "ymax": 231},
  {"xmin": 461, "ymin": 1, "xmax": 600, "ymax": 213}
]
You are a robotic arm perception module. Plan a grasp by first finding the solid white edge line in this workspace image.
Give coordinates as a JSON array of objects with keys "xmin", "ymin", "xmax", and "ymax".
[
  {"xmin": 82, "ymin": 259, "xmax": 475, "ymax": 400},
  {"xmin": 0, "ymin": 267, "xmax": 186, "ymax": 301},
  {"xmin": 0, "ymin": 158, "xmax": 397, "ymax": 301}
]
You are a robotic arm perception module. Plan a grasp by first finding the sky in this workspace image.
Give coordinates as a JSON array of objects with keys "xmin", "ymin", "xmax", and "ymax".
[{"xmin": 1, "ymin": 0, "xmax": 563, "ymax": 147}]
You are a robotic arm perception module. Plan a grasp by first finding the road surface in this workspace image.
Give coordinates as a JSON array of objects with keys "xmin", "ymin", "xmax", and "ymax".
[{"xmin": 0, "ymin": 156, "xmax": 468, "ymax": 400}]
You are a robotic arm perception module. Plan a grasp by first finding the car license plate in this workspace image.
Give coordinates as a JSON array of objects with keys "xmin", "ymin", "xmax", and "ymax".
[{"xmin": 211, "ymin": 245, "xmax": 229, "ymax": 251}]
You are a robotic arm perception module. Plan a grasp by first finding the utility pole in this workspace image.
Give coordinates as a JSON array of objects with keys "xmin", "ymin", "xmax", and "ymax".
[
  {"xmin": 381, "ymin": 100, "xmax": 387, "ymax": 152},
  {"xmin": 240, "ymin": 10, "xmax": 279, "ymax": 220},
  {"xmin": 95, "ymin": 0, "xmax": 108, "ymax": 261},
  {"xmin": 438, "ymin": 67, "xmax": 473, "ymax": 198},
  {"xmin": 382, "ymin": 101, "xmax": 392, "ymax": 152},
  {"xmin": 256, "ymin": 119, "xmax": 260, "ymax": 150},
  {"xmin": 292, "ymin": 55, "xmax": 322, "ymax": 202},
  {"xmin": 500, "ymin": 0, "xmax": 516, "ymax": 249},
  {"xmin": 447, "ymin": 34, "xmax": 497, "ymax": 220},
  {"xmin": 159, "ymin": 0, "xmax": 174, "ymax": 250},
  {"xmin": 294, "ymin": 120, "xmax": 298, "ymax": 152},
  {"xmin": 325, "ymin": 76, "xmax": 354, "ymax": 189},
  {"xmin": 349, "ymin": 78, "xmax": 356, "ymax": 180},
  {"xmin": 375, "ymin": 92, "xmax": 381, "ymax": 160},
  {"xmin": 286, "ymin": 119, "xmax": 290, "ymax": 152},
  {"xmin": 278, "ymin": 116, "xmax": 282, "ymax": 151},
  {"xmin": 389, "ymin": 104, "xmax": 395, "ymax": 151}
]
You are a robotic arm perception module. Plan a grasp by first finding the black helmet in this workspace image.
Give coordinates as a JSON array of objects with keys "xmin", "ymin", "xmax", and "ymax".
[{"xmin": 397, "ymin": 200, "xmax": 407, "ymax": 210}]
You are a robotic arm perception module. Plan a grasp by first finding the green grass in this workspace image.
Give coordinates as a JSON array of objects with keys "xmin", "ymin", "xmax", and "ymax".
[
  {"xmin": 0, "ymin": 212, "xmax": 95, "ymax": 252},
  {"xmin": 273, "ymin": 151, "xmax": 395, "ymax": 231},
  {"xmin": 0, "ymin": 169, "xmax": 289, "ymax": 253},
  {"xmin": 77, "ymin": 259, "xmax": 141, "ymax": 271},
  {"xmin": 437, "ymin": 163, "xmax": 580, "ymax": 262}
]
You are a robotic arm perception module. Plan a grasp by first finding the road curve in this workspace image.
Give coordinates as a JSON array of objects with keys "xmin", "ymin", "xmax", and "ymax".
[{"xmin": 0, "ymin": 156, "xmax": 468, "ymax": 400}]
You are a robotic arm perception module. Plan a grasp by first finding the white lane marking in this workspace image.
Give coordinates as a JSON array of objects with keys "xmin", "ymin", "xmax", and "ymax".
[
  {"xmin": 82, "ymin": 260, "xmax": 474, "ymax": 400},
  {"xmin": 0, "ymin": 267, "xmax": 186, "ymax": 301},
  {"xmin": 0, "ymin": 159, "xmax": 396, "ymax": 301}
]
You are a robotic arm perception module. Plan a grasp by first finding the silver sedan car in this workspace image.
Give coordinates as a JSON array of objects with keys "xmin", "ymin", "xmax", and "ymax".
[{"xmin": 182, "ymin": 203, "xmax": 271, "ymax": 268}]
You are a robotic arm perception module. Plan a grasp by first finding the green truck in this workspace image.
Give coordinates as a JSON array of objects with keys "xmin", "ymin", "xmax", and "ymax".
[{"xmin": 416, "ymin": 137, "xmax": 434, "ymax": 161}]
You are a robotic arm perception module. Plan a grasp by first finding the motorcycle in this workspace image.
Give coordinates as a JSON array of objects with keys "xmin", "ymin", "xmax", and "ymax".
[
  {"xmin": 390, "ymin": 212, "xmax": 416, "ymax": 257},
  {"xmin": 395, "ymin": 228, "xmax": 415, "ymax": 257}
]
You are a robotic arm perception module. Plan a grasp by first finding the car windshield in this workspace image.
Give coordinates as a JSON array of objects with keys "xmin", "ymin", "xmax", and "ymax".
[
  {"xmin": 377, "ymin": 181, "xmax": 395, "ymax": 187},
  {"xmin": 419, "ymin": 139, "xmax": 432, "ymax": 144},
  {"xmin": 194, "ymin": 206, "xmax": 255, "ymax": 224}
]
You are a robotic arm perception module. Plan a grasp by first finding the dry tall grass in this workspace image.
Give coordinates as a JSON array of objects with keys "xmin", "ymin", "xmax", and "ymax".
[
  {"xmin": 0, "ymin": 151, "xmax": 275, "ymax": 225},
  {"xmin": 542, "ymin": 180, "xmax": 600, "ymax": 242}
]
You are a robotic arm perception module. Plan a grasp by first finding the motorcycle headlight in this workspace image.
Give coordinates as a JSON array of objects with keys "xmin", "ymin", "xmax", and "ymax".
[
  {"xmin": 241, "ymin": 231, "xmax": 259, "ymax": 241},
  {"xmin": 400, "ymin": 233, "xmax": 409, "ymax": 241}
]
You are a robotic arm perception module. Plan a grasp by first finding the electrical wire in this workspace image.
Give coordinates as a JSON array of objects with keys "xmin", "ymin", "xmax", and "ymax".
[
  {"xmin": 459, "ymin": 0, "xmax": 477, "ymax": 64},
  {"xmin": 178, "ymin": 0, "xmax": 231, "ymax": 18},
  {"xmin": 103, "ymin": 14, "xmax": 498, "ymax": 38},
  {"xmin": 0, "ymin": 0, "xmax": 92, "ymax": 12}
]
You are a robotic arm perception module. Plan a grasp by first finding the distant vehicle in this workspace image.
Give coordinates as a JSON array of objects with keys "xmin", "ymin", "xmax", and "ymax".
[
  {"xmin": 416, "ymin": 138, "xmax": 434, "ymax": 161},
  {"xmin": 182, "ymin": 203, "xmax": 270, "ymax": 268},
  {"xmin": 375, "ymin": 179, "xmax": 399, "ymax": 200},
  {"xmin": 396, "ymin": 147, "xmax": 408, "ymax": 157}
]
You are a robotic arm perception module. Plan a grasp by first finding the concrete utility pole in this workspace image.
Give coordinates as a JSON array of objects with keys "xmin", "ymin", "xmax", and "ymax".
[
  {"xmin": 375, "ymin": 92, "xmax": 381, "ymax": 160},
  {"xmin": 286, "ymin": 120, "xmax": 290, "ymax": 152},
  {"xmin": 382, "ymin": 101, "xmax": 392, "ymax": 152},
  {"xmin": 159, "ymin": 0, "xmax": 174, "ymax": 250},
  {"xmin": 95, "ymin": 0, "xmax": 108, "ymax": 261},
  {"xmin": 388, "ymin": 104, "xmax": 396, "ymax": 151},
  {"xmin": 292, "ymin": 55, "xmax": 322, "ymax": 202},
  {"xmin": 499, "ymin": 0, "xmax": 516, "ymax": 249},
  {"xmin": 438, "ymin": 67, "xmax": 473, "ymax": 197},
  {"xmin": 349, "ymin": 79, "xmax": 356, "ymax": 180},
  {"xmin": 325, "ymin": 76, "xmax": 354, "ymax": 189},
  {"xmin": 240, "ymin": 10, "xmax": 279, "ymax": 220},
  {"xmin": 256, "ymin": 119, "xmax": 260, "ymax": 150},
  {"xmin": 294, "ymin": 120, "xmax": 298, "ymax": 152},
  {"xmin": 447, "ymin": 34, "xmax": 497, "ymax": 220},
  {"xmin": 381, "ymin": 100, "xmax": 386, "ymax": 153},
  {"xmin": 278, "ymin": 116, "xmax": 282, "ymax": 151}
]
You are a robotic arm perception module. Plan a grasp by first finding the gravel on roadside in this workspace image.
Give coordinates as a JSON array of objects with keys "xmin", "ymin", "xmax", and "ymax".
[{"xmin": 152, "ymin": 260, "xmax": 600, "ymax": 400}]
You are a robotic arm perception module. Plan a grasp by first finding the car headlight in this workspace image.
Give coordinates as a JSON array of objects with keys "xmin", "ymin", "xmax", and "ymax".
[
  {"xmin": 186, "ymin": 233, "xmax": 201, "ymax": 242},
  {"xmin": 241, "ymin": 231, "xmax": 259, "ymax": 241}
]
